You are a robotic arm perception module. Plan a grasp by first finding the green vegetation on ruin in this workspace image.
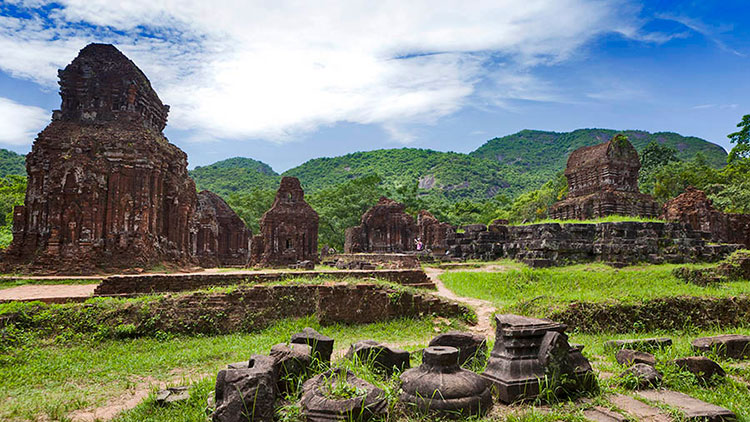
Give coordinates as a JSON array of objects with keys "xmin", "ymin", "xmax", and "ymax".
[
  {"xmin": 0, "ymin": 277, "xmax": 101, "ymax": 290},
  {"xmin": 513, "ymin": 215, "xmax": 665, "ymax": 225},
  {"xmin": 440, "ymin": 262, "xmax": 750, "ymax": 317}
]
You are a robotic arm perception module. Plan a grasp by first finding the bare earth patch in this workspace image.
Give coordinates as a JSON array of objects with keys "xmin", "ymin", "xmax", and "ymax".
[
  {"xmin": 424, "ymin": 267, "xmax": 497, "ymax": 338},
  {"xmin": 0, "ymin": 284, "xmax": 97, "ymax": 301}
]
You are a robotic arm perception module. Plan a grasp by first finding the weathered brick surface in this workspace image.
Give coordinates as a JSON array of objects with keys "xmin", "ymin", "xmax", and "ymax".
[
  {"xmin": 550, "ymin": 135, "xmax": 659, "ymax": 220},
  {"xmin": 447, "ymin": 221, "xmax": 737, "ymax": 266},
  {"xmin": 250, "ymin": 177, "xmax": 318, "ymax": 267},
  {"xmin": 345, "ymin": 197, "xmax": 417, "ymax": 253},
  {"xmin": 662, "ymin": 187, "xmax": 750, "ymax": 248},
  {"xmin": 142, "ymin": 283, "xmax": 469, "ymax": 333},
  {"xmin": 94, "ymin": 269, "xmax": 433, "ymax": 295},
  {"xmin": 2, "ymin": 43, "xmax": 250, "ymax": 274},
  {"xmin": 552, "ymin": 295, "xmax": 750, "ymax": 333},
  {"xmin": 193, "ymin": 191, "xmax": 251, "ymax": 267}
]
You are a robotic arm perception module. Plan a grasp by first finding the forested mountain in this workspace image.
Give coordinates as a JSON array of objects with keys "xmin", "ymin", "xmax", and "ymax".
[
  {"xmin": 1, "ymin": 129, "xmax": 728, "ymax": 202},
  {"xmin": 472, "ymin": 129, "xmax": 727, "ymax": 176},
  {"xmin": 282, "ymin": 148, "xmax": 541, "ymax": 200},
  {"xmin": 0, "ymin": 149, "xmax": 26, "ymax": 178},
  {"xmin": 189, "ymin": 157, "xmax": 280, "ymax": 197},
  {"xmin": 190, "ymin": 128, "xmax": 725, "ymax": 201}
]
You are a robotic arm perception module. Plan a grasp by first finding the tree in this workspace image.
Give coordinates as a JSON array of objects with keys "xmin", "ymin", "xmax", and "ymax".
[
  {"xmin": 307, "ymin": 174, "xmax": 385, "ymax": 250},
  {"xmin": 226, "ymin": 189, "xmax": 276, "ymax": 234},
  {"xmin": 639, "ymin": 141, "xmax": 680, "ymax": 194},
  {"xmin": 506, "ymin": 172, "xmax": 567, "ymax": 223},
  {"xmin": 0, "ymin": 175, "xmax": 26, "ymax": 248},
  {"xmin": 727, "ymin": 114, "xmax": 750, "ymax": 163}
]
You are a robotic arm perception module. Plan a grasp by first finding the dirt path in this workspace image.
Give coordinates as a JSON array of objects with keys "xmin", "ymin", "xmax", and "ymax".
[
  {"xmin": 424, "ymin": 267, "xmax": 497, "ymax": 338},
  {"xmin": 0, "ymin": 284, "xmax": 97, "ymax": 301}
]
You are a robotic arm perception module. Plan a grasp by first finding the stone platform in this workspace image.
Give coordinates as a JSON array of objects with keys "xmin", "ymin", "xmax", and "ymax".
[
  {"xmin": 448, "ymin": 221, "xmax": 739, "ymax": 266},
  {"xmin": 93, "ymin": 268, "xmax": 433, "ymax": 295}
]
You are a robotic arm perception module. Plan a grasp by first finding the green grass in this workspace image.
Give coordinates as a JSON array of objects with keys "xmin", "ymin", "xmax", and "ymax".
[
  {"xmin": 570, "ymin": 327, "xmax": 750, "ymax": 422},
  {"xmin": 0, "ymin": 315, "xmax": 465, "ymax": 421},
  {"xmin": 0, "ymin": 277, "xmax": 101, "ymax": 290},
  {"xmin": 515, "ymin": 215, "xmax": 665, "ymax": 226},
  {"xmin": 440, "ymin": 263, "xmax": 750, "ymax": 316},
  {"xmin": 114, "ymin": 326, "xmax": 750, "ymax": 422}
]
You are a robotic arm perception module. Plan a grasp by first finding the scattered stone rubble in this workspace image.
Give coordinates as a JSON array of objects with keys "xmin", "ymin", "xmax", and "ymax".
[
  {"xmin": 400, "ymin": 346, "xmax": 493, "ymax": 418},
  {"xmin": 250, "ymin": 177, "xmax": 319, "ymax": 267},
  {"xmin": 692, "ymin": 334, "xmax": 750, "ymax": 359},
  {"xmin": 550, "ymin": 134, "xmax": 659, "ymax": 220},
  {"xmin": 345, "ymin": 340, "xmax": 411, "ymax": 375},
  {"xmin": 207, "ymin": 322, "xmax": 743, "ymax": 421},
  {"xmin": 300, "ymin": 368, "xmax": 388, "ymax": 422}
]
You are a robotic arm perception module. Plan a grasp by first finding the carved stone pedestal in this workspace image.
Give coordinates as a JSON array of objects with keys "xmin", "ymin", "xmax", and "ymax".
[{"xmin": 482, "ymin": 314, "xmax": 594, "ymax": 403}]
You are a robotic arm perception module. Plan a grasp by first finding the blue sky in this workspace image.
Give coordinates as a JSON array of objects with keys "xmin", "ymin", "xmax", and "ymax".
[{"xmin": 0, "ymin": 1, "xmax": 747, "ymax": 172}]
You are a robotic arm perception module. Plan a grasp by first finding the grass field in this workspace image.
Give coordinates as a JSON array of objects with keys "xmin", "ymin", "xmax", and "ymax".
[
  {"xmin": 0, "ymin": 316, "xmax": 465, "ymax": 421},
  {"xmin": 440, "ymin": 263, "xmax": 750, "ymax": 316},
  {"xmin": 111, "ymin": 326, "xmax": 750, "ymax": 422},
  {"xmin": 571, "ymin": 327, "xmax": 750, "ymax": 422}
]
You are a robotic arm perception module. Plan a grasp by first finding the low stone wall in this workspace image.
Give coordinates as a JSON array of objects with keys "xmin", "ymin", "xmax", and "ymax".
[
  {"xmin": 323, "ymin": 253, "xmax": 420, "ymax": 269},
  {"xmin": 551, "ymin": 295, "xmax": 750, "ymax": 333},
  {"xmin": 94, "ymin": 269, "xmax": 433, "ymax": 295},
  {"xmin": 3, "ymin": 283, "xmax": 472, "ymax": 336},
  {"xmin": 447, "ymin": 221, "xmax": 739, "ymax": 266}
]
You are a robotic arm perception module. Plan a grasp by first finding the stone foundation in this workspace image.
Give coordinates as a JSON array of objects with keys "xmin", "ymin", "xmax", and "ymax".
[
  {"xmin": 324, "ymin": 253, "xmax": 420, "ymax": 269},
  {"xmin": 2, "ymin": 283, "xmax": 470, "ymax": 335},
  {"xmin": 552, "ymin": 295, "xmax": 750, "ymax": 333},
  {"xmin": 447, "ymin": 221, "xmax": 738, "ymax": 266},
  {"xmin": 93, "ymin": 269, "xmax": 434, "ymax": 295},
  {"xmin": 550, "ymin": 189, "xmax": 659, "ymax": 220}
]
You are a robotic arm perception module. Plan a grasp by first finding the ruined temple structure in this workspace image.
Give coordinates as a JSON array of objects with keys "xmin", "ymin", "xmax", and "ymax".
[
  {"xmin": 417, "ymin": 210, "xmax": 454, "ymax": 253},
  {"xmin": 550, "ymin": 135, "xmax": 659, "ymax": 220},
  {"xmin": 193, "ymin": 191, "xmax": 252, "ymax": 267},
  {"xmin": 661, "ymin": 187, "xmax": 750, "ymax": 248},
  {"xmin": 4, "ymin": 43, "xmax": 249, "ymax": 273},
  {"xmin": 344, "ymin": 197, "xmax": 417, "ymax": 253},
  {"xmin": 250, "ymin": 177, "xmax": 319, "ymax": 267}
]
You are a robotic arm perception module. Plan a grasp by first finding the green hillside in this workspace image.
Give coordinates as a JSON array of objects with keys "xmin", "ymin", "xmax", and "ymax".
[
  {"xmin": 0, "ymin": 149, "xmax": 26, "ymax": 178},
  {"xmin": 0, "ymin": 129, "xmax": 727, "ymax": 202},
  {"xmin": 471, "ymin": 129, "xmax": 727, "ymax": 178},
  {"xmin": 189, "ymin": 157, "xmax": 280, "ymax": 196},
  {"xmin": 282, "ymin": 148, "xmax": 541, "ymax": 201}
]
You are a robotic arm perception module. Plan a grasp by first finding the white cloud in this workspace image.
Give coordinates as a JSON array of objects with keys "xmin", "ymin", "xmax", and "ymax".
[
  {"xmin": 0, "ymin": 97, "xmax": 49, "ymax": 145},
  {"xmin": 0, "ymin": 0, "xmax": 649, "ymax": 144}
]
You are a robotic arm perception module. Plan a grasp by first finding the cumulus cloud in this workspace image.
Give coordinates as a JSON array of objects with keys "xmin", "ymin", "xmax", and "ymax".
[
  {"xmin": 0, "ymin": 0, "xmax": 652, "ymax": 143},
  {"xmin": 0, "ymin": 97, "xmax": 49, "ymax": 145}
]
